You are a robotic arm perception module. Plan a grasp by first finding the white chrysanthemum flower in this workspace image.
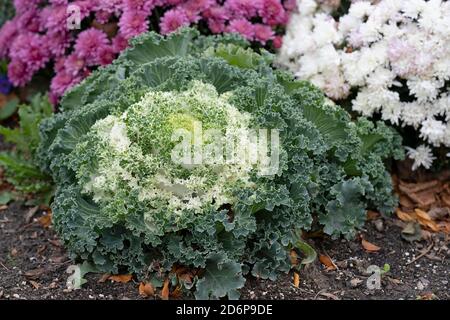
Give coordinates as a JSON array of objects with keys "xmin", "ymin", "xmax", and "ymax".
[
  {"xmin": 405, "ymin": 145, "xmax": 436, "ymax": 170},
  {"xmin": 277, "ymin": 0, "xmax": 450, "ymax": 161},
  {"xmin": 419, "ymin": 118, "xmax": 446, "ymax": 146},
  {"xmin": 407, "ymin": 78, "xmax": 442, "ymax": 103},
  {"xmin": 298, "ymin": 0, "xmax": 318, "ymax": 16}
]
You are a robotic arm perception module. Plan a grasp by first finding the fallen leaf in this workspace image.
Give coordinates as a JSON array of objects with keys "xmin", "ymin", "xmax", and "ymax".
[
  {"xmin": 350, "ymin": 278, "xmax": 363, "ymax": 287},
  {"xmin": 0, "ymin": 205, "xmax": 8, "ymax": 211},
  {"xmin": 293, "ymin": 272, "xmax": 300, "ymax": 288},
  {"xmin": 139, "ymin": 282, "xmax": 154, "ymax": 297},
  {"xmin": 318, "ymin": 291, "xmax": 340, "ymax": 300},
  {"xmin": 415, "ymin": 209, "xmax": 440, "ymax": 232},
  {"xmin": 177, "ymin": 272, "xmax": 193, "ymax": 285},
  {"xmin": 11, "ymin": 247, "xmax": 18, "ymax": 256},
  {"xmin": 108, "ymin": 274, "xmax": 132, "ymax": 283},
  {"xmin": 387, "ymin": 277, "xmax": 402, "ymax": 285},
  {"xmin": 24, "ymin": 206, "xmax": 39, "ymax": 224},
  {"xmin": 170, "ymin": 285, "xmax": 183, "ymax": 299},
  {"xmin": 399, "ymin": 195, "xmax": 415, "ymax": 209},
  {"xmin": 396, "ymin": 209, "xmax": 416, "ymax": 222},
  {"xmin": 415, "ymin": 209, "xmax": 432, "ymax": 221},
  {"xmin": 319, "ymin": 254, "xmax": 337, "ymax": 271},
  {"xmin": 361, "ymin": 238, "xmax": 381, "ymax": 252},
  {"xmin": 98, "ymin": 273, "xmax": 111, "ymax": 283},
  {"xmin": 50, "ymin": 256, "xmax": 67, "ymax": 264},
  {"xmin": 24, "ymin": 268, "xmax": 45, "ymax": 280},
  {"xmin": 366, "ymin": 210, "xmax": 380, "ymax": 220},
  {"xmin": 289, "ymin": 249, "xmax": 298, "ymax": 265},
  {"xmin": 417, "ymin": 292, "xmax": 437, "ymax": 300},
  {"xmin": 38, "ymin": 213, "xmax": 52, "ymax": 228},
  {"xmin": 48, "ymin": 239, "xmax": 62, "ymax": 247},
  {"xmin": 401, "ymin": 222, "xmax": 422, "ymax": 242},
  {"xmin": 161, "ymin": 278, "xmax": 170, "ymax": 300},
  {"xmin": 29, "ymin": 280, "xmax": 40, "ymax": 289}
]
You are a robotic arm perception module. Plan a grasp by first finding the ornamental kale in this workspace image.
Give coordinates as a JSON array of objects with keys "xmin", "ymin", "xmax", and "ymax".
[{"xmin": 38, "ymin": 29, "xmax": 402, "ymax": 299}]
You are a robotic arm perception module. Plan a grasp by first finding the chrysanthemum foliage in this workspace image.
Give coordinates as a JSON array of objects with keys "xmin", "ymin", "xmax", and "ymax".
[{"xmin": 38, "ymin": 29, "xmax": 402, "ymax": 299}]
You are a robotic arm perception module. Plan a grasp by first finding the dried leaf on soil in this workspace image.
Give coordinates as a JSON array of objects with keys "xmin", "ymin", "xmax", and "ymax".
[
  {"xmin": 293, "ymin": 272, "xmax": 300, "ymax": 288},
  {"xmin": 396, "ymin": 209, "xmax": 416, "ymax": 222},
  {"xmin": 415, "ymin": 209, "xmax": 440, "ymax": 232},
  {"xmin": 361, "ymin": 238, "xmax": 381, "ymax": 252},
  {"xmin": 98, "ymin": 273, "xmax": 110, "ymax": 283},
  {"xmin": 24, "ymin": 268, "xmax": 45, "ymax": 280},
  {"xmin": 10, "ymin": 247, "xmax": 18, "ymax": 256},
  {"xmin": 29, "ymin": 280, "xmax": 40, "ymax": 289},
  {"xmin": 139, "ymin": 282, "xmax": 154, "ymax": 297},
  {"xmin": 289, "ymin": 249, "xmax": 298, "ymax": 265},
  {"xmin": 319, "ymin": 254, "xmax": 337, "ymax": 271},
  {"xmin": 24, "ymin": 206, "xmax": 39, "ymax": 224},
  {"xmin": 38, "ymin": 213, "xmax": 52, "ymax": 228},
  {"xmin": 161, "ymin": 278, "xmax": 170, "ymax": 300},
  {"xmin": 170, "ymin": 285, "xmax": 183, "ymax": 299},
  {"xmin": 366, "ymin": 211, "xmax": 380, "ymax": 220},
  {"xmin": 108, "ymin": 274, "xmax": 132, "ymax": 283},
  {"xmin": 401, "ymin": 222, "xmax": 423, "ymax": 242}
]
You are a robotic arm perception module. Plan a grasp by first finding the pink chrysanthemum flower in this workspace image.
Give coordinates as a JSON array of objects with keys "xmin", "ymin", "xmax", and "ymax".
[
  {"xmin": 259, "ymin": 0, "xmax": 288, "ymax": 26},
  {"xmin": 8, "ymin": 59, "xmax": 33, "ymax": 87},
  {"xmin": 253, "ymin": 24, "xmax": 275, "ymax": 45},
  {"xmin": 54, "ymin": 57, "xmax": 66, "ymax": 73},
  {"xmin": 203, "ymin": 6, "xmax": 229, "ymax": 33},
  {"xmin": 97, "ymin": 46, "xmax": 116, "ymax": 66},
  {"xmin": 13, "ymin": 0, "xmax": 40, "ymax": 14},
  {"xmin": 182, "ymin": 0, "xmax": 215, "ymax": 23},
  {"xmin": 283, "ymin": 0, "xmax": 297, "ymax": 11},
  {"xmin": 41, "ymin": 5, "xmax": 69, "ymax": 34},
  {"xmin": 45, "ymin": 31, "xmax": 72, "ymax": 57},
  {"xmin": 17, "ymin": 9, "xmax": 41, "ymax": 33},
  {"xmin": 94, "ymin": 0, "xmax": 122, "ymax": 14},
  {"xmin": 74, "ymin": 28, "xmax": 110, "ymax": 65},
  {"xmin": 207, "ymin": 19, "xmax": 226, "ymax": 33},
  {"xmin": 272, "ymin": 36, "xmax": 283, "ymax": 49},
  {"xmin": 50, "ymin": 70, "xmax": 83, "ymax": 100},
  {"xmin": 165, "ymin": 0, "xmax": 185, "ymax": 5},
  {"xmin": 227, "ymin": 19, "xmax": 255, "ymax": 41},
  {"xmin": 119, "ymin": 9, "xmax": 149, "ymax": 39},
  {"xmin": 10, "ymin": 33, "xmax": 50, "ymax": 72},
  {"xmin": 49, "ymin": 0, "xmax": 68, "ymax": 5},
  {"xmin": 225, "ymin": 0, "xmax": 262, "ymax": 19},
  {"xmin": 63, "ymin": 54, "xmax": 86, "ymax": 76},
  {"xmin": 112, "ymin": 33, "xmax": 130, "ymax": 53},
  {"xmin": 0, "ymin": 20, "xmax": 18, "ymax": 58},
  {"xmin": 123, "ymin": 0, "xmax": 157, "ymax": 12},
  {"xmin": 159, "ymin": 9, "xmax": 190, "ymax": 35}
]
